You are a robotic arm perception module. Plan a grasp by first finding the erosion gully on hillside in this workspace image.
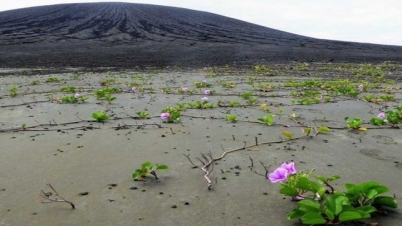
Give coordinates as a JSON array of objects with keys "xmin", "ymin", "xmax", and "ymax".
[{"xmin": 0, "ymin": 62, "xmax": 402, "ymax": 226}]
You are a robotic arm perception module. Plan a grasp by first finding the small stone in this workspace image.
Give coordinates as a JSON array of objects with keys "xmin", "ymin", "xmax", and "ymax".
[{"xmin": 171, "ymin": 205, "xmax": 177, "ymax": 208}]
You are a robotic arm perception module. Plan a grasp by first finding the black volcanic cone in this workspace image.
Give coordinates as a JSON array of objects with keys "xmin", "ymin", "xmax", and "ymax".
[{"xmin": 0, "ymin": 2, "xmax": 401, "ymax": 67}]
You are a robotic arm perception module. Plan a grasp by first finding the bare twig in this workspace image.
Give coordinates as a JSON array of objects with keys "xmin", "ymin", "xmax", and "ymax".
[
  {"xmin": 249, "ymin": 156, "xmax": 254, "ymax": 170},
  {"xmin": 249, "ymin": 156, "xmax": 270, "ymax": 177},
  {"xmin": 40, "ymin": 183, "xmax": 75, "ymax": 209},
  {"xmin": 200, "ymin": 152, "xmax": 214, "ymax": 190},
  {"xmin": 183, "ymin": 154, "xmax": 198, "ymax": 168}
]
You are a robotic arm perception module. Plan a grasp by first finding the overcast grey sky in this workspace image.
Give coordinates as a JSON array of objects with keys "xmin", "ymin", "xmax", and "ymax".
[{"xmin": 1, "ymin": 0, "xmax": 401, "ymax": 46}]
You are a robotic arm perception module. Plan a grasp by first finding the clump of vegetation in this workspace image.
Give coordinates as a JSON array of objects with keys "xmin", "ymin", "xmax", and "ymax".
[
  {"xmin": 258, "ymin": 114, "xmax": 275, "ymax": 125},
  {"xmin": 132, "ymin": 161, "xmax": 168, "ymax": 180},
  {"xmin": 100, "ymin": 77, "xmax": 117, "ymax": 86},
  {"xmin": 160, "ymin": 107, "xmax": 181, "ymax": 123},
  {"xmin": 91, "ymin": 111, "xmax": 110, "ymax": 122},
  {"xmin": 46, "ymin": 76, "xmax": 62, "ymax": 83},
  {"xmin": 9, "ymin": 86, "xmax": 18, "ymax": 97},
  {"xmin": 136, "ymin": 111, "xmax": 149, "ymax": 119},
  {"xmin": 60, "ymin": 86, "xmax": 77, "ymax": 93},
  {"xmin": 60, "ymin": 94, "xmax": 88, "ymax": 103},
  {"xmin": 345, "ymin": 117, "xmax": 366, "ymax": 130},
  {"xmin": 93, "ymin": 87, "xmax": 121, "ymax": 100},
  {"xmin": 270, "ymin": 162, "xmax": 398, "ymax": 225},
  {"xmin": 225, "ymin": 114, "xmax": 237, "ymax": 123},
  {"xmin": 194, "ymin": 80, "xmax": 213, "ymax": 88}
]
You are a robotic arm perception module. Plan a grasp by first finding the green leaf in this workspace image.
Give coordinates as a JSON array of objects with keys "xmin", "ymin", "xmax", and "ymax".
[
  {"xmin": 298, "ymin": 200, "xmax": 320, "ymax": 212},
  {"xmin": 356, "ymin": 206, "xmax": 377, "ymax": 214},
  {"xmin": 373, "ymin": 196, "xmax": 398, "ymax": 208},
  {"xmin": 281, "ymin": 131, "xmax": 294, "ymax": 139},
  {"xmin": 156, "ymin": 164, "xmax": 169, "ymax": 170},
  {"xmin": 316, "ymin": 175, "xmax": 340, "ymax": 184},
  {"xmin": 339, "ymin": 211, "xmax": 363, "ymax": 222},
  {"xmin": 132, "ymin": 169, "xmax": 142, "ymax": 179},
  {"xmin": 279, "ymin": 186, "xmax": 298, "ymax": 197},
  {"xmin": 295, "ymin": 177, "xmax": 321, "ymax": 193},
  {"xmin": 356, "ymin": 210, "xmax": 371, "ymax": 219},
  {"xmin": 141, "ymin": 161, "xmax": 152, "ymax": 168},
  {"xmin": 371, "ymin": 185, "xmax": 390, "ymax": 195},
  {"xmin": 317, "ymin": 187, "xmax": 327, "ymax": 197},
  {"xmin": 287, "ymin": 209, "xmax": 306, "ymax": 220},
  {"xmin": 327, "ymin": 175, "xmax": 341, "ymax": 182},
  {"xmin": 318, "ymin": 126, "xmax": 331, "ymax": 133},
  {"xmin": 300, "ymin": 212, "xmax": 327, "ymax": 224},
  {"xmin": 344, "ymin": 183, "xmax": 356, "ymax": 192},
  {"xmin": 302, "ymin": 127, "xmax": 312, "ymax": 136},
  {"xmin": 324, "ymin": 194, "xmax": 349, "ymax": 215},
  {"xmin": 366, "ymin": 189, "xmax": 378, "ymax": 199},
  {"xmin": 324, "ymin": 209, "xmax": 334, "ymax": 221}
]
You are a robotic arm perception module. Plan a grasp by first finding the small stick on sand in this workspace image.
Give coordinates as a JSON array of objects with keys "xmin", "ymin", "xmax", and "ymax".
[{"xmin": 40, "ymin": 183, "xmax": 75, "ymax": 209}]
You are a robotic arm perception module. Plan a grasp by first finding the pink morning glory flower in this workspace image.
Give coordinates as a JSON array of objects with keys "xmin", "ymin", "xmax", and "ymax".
[
  {"xmin": 268, "ymin": 167, "xmax": 289, "ymax": 183},
  {"xmin": 280, "ymin": 162, "xmax": 297, "ymax": 175},
  {"xmin": 160, "ymin": 113, "xmax": 170, "ymax": 120},
  {"xmin": 378, "ymin": 112, "xmax": 386, "ymax": 119},
  {"xmin": 201, "ymin": 96, "xmax": 208, "ymax": 101},
  {"xmin": 202, "ymin": 80, "xmax": 207, "ymax": 83},
  {"xmin": 74, "ymin": 93, "xmax": 80, "ymax": 98},
  {"xmin": 358, "ymin": 84, "xmax": 363, "ymax": 92},
  {"xmin": 204, "ymin": 89, "xmax": 211, "ymax": 95},
  {"xmin": 131, "ymin": 87, "xmax": 137, "ymax": 92},
  {"xmin": 182, "ymin": 87, "xmax": 188, "ymax": 92}
]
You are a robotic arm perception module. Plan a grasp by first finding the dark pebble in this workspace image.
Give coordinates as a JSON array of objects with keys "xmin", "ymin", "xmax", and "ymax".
[
  {"xmin": 171, "ymin": 205, "xmax": 177, "ymax": 208},
  {"xmin": 130, "ymin": 187, "xmax": 138, "ymax": 190},
  {"xmin": 79, "ymin": 192, "xmax": 89, "ymax": 196}
]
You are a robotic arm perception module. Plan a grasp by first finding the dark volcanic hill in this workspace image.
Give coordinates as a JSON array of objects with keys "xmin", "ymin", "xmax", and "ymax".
[{"xmin": 0, "ymin": 2, "xmax": 402, "ymax": 68}]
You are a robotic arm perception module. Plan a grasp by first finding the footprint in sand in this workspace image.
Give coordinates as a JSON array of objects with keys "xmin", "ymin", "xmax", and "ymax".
[
  {"xmin": 347, "ymin": 130, "xmax": 367, "ymax": 139},
  {"xmin": 360, "ymin": 149, "xmax": 387, "ymax": 160},
  {"xmin": 371, "ymin": 135, "xmax": 397, "ymax": 145},
  {"xmin": 292, "ymin": 108, "xmax": 323, "ymax": 114}
]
